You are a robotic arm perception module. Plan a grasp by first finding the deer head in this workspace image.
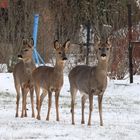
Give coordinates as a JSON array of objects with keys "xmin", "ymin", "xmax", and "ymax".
[
  {"xmin": 54, "ymin": 39, "xmax": 70, "ymax": 62},
  {"xmin": 94, "ymin": 35, "xmax": 112, "ymax": 62},
  {"xmin": 18, "ymin": 38, "xmax": 34, "ymax": 62}
]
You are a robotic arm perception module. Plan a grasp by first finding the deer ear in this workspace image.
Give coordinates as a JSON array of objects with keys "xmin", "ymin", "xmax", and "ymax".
[
  {"xmin": 107, "ymin": 35, "xmax": 113, "ymax": 47},
  {"xmin": 94, "ymin": 34, "xmax": 100, "ymax": 44},
  {"xmin": 94, "ymin": 34, "xmax": 100, "ymax": 50},
  {"xmin": 22, "ymin": 39, "xmax": 27, "ymax": 45},
  {"xmin": 64, "ymin": 39, "xmax": 70, "ymax": 50},
  {"xmin": 54, "ymin": 40, "xmax": 60, "ymax": 50},
  {"xmin": 30, "ymin": 38, "xmax": 34, "ymax": 46}
]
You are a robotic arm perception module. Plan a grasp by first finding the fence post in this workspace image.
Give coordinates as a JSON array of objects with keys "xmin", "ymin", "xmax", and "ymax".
[{"xmin": 127, "ymin": 4, "xmax": 133, "ymax": 83}]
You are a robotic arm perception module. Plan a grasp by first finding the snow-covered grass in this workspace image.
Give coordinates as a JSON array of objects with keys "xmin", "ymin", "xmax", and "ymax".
[{"xmin": 0, "ymin": 73, "xmax": 140, "ymax": 140}]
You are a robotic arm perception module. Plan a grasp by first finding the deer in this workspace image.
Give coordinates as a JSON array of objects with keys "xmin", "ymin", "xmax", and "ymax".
[
  {"xmin": 13, "ymin": 38, "xmax": 36, "ymax": 118},
  {"xmin": 32, "ymin": 39, "xmax": 70, "ymax": 120},
  {"xmin": 68, "ymin": 35, "xmax": 112, "ymax": 126}
]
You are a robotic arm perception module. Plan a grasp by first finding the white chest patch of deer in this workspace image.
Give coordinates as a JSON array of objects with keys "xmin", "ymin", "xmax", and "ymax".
[{"xmin": 101, "ymin": 56, "xmax": 106, "ymax": 60}]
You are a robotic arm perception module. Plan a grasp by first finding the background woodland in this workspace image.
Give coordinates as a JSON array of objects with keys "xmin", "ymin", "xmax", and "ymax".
[{"xmin": 0, "ymin": 0, "xmax": 140, "ymax": 79}]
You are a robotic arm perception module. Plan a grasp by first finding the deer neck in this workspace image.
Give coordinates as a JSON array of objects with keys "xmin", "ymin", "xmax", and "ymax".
[
  {"xmin": 54, "ymin": 59, "xmax": 65, "ymax": 75},
  {"xmin": 95, "ymin": 60, "xmax": 108, "ymax": 81},
  {"xmin": 91, "ymin": 60, "xmax": 108, "ymax": 91},
  {"xmin": 96, "ymin": 60, "xmax": 108, "ymax": 73},
  {"xmin": 23, "ymin": 58, "xmax": 35, "ymax": 75}
]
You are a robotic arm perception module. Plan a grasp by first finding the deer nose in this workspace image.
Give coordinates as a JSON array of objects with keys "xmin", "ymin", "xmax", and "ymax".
[
  {"xmin": 62, "ymin": 57, "xmax": 67, "ymax": 60},
  {"xmin": 18, "ymin": 55, "xmax": 23, "ymax": 58},
  {"xmin": 101, "ymin": 54, "xmax": 106, "ymax": 57}
]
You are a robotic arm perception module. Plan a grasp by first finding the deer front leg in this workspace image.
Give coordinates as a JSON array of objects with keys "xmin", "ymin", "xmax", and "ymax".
[
  {"xmin": 21, "ymin": 87, "xmax": 29, "ymax": 117},
  {"xmin": 88, "ymin": 94, "xmax": 93, "ymax": 126},
  {"xmin": 15, "ymin": 84, "xmax": 20, "ymax": 117},
  {"xmin": 55, "ymin": 90, "xmax": 60, "ymax": 121},
  {"xmin": 21, "ymin": 87, "xmax": 26, "ymax": 118},
  {"xmin": 81, "ymin": 95, "xmax": 87, "ymax": 124},
  {"xmin": 24, "ymin": 91, "xmax": 28, "ymax": 117},
  {"xmin": 98, "ymin": 94, "xmax": 103, "ymax": 126},
  {"xmin": 46, "ymin": 91, "xmax": 52, "ymax": 121},
  {"xmin": 30, "ymin": 86, "xmax": 35, "ymax": 118}
]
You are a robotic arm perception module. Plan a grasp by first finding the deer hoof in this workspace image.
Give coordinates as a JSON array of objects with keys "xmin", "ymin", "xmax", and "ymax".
[
  {"xmin": 37, "ymin": 115, "xmax": 41, "ymax": 120},
  {"xmin": 88, "ymin": 123, "xmax": 91, "ymax": 126},
  {"xmin": 100, "ymin": 123, "xmax": 103, "ymax": 126},
  {"xmin": 72, "ymin": 122, "xmax": 75, "ymax": 125},
  {"xmin": 32, "ymin": 114, "xmax": 35, "ymax": 118},
  {"xmin": 46, "ymin": 117, "xmax": 49, "ymax": 121},
  {"xmin": 56, "ymin": 118, "xmax": 59, "ymax": 121},
  {"xmin": 81, "ymin": 121, "xmax": 85, "ymax": 124},
  {"xmin": 15, "ymin": 114, "xmax": 18, "ymax": 117}
]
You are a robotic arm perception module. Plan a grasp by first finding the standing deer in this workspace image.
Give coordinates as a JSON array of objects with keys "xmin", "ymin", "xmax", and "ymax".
[
  {"xmin": 13, "ymin": 38, "xmax": 36, "ymax": 118},
  {"xmin": 69, "ymin": 36, "xmax": 112, "ymax": 126},
  {"xmin": 32, "ymin": 40, "xmax": 70, "ymax": 120}
]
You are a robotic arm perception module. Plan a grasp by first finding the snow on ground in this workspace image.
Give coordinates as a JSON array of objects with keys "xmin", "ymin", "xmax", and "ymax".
[{"xmin": 0, "ymin": 73, "xmax": 140, "ymax": 140}]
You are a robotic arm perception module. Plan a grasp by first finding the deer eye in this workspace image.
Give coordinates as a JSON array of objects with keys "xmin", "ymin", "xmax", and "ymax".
[
  {"xmin": 106, "ymin": 48, "xmax": 109, "ymax": 50},
  {"xmin": 24, "ymin": 49, "xmax": 28, "ymax": 52},
  {"xmin": 99, "ymin": 48, "xmax": 101, "ymax": 50},
  {"xmin": 59, "ymin": 52, "xmax": 62, "ymax": 54}
]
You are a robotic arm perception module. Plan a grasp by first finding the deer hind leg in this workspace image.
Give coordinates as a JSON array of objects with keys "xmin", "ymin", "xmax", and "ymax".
[
  {"xmin": 88, "ymin": 94, "xmax": 93, "ymax": 126},
  {"xmin": 98, "ymin": 95, "xmax": 103, "ymax": 126},
  {"xmin": 36, "ymin": 88, "xmax": 41, "ymax": 120},
  {"xmin": 70, "ymin": 86, "xmax": 77, "ymax": 125},
  {"xmin": 15, "ymin": 84, "xmax": 20, "ymax": 117},
  {"xmin": 55, "ymin": 90, "xmax": 60, "ymax": 121},
  {"xmin": 35, "ymin": 85, "xmax": 41, "ymax": 120},
  {"xmin": 81, "ymin": 94, "xmax": 87, "ymax": 124},
  {"xmin": 46, "ymin": 91, "xmax": 52, "ymax": 121},
  {"xmin": 21, "ymin": 87, "xmax": 28, "ymax": 117},
  {"xmin": 30, "ymin": 86, "xmax": 35, "ymax": 118},
  {"xmin": 40, "ymin": 89, "xmax": 48, "ymax": 110},
  {"xmin": 36, "ymin": 89, "xmax": 48, "ymax": 119}
]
